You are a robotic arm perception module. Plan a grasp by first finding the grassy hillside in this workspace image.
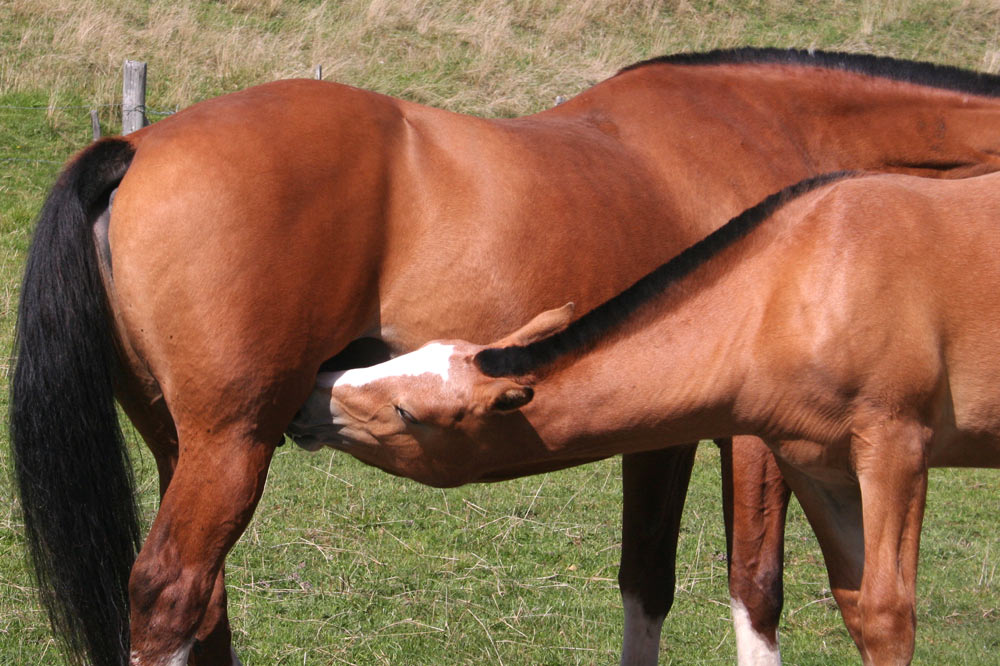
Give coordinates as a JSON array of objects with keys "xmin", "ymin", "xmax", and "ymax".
[
  {"xmin": 4, "ymin": 0, "xmax": 1000, "ymax": 117},
  {"xmin": 2, "ymin": 1, "xmax": 999, "ymax": 664}
]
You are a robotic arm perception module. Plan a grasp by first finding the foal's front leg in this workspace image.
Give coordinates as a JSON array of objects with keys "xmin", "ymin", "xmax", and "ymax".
[
  {"xmin": 852, "ymin": 420, "xmax": 930, "ymax": 665},
  {"xmin": 771, "ymin": 459, "xmax": 866, "ymax": 647},
  {"xmin": 776, "ymin": 418, "xmax": 930, "ymax": 666},
  {"xmin": 128, "ymin": 433, "xmax": 275, "ymax": 665}
]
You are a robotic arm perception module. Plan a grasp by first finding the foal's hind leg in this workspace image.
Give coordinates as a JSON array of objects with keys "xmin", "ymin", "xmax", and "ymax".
[
  {"xmin": 127, "ymin": 431, "xmax": 275, "ymax": 665},
  {"xmin": 618, "ymin": 445, "xmax": 696, "ymax": 665},
  {"xmin": 720, "ymin": 436, "xmax": 790, "ymax": 666}
]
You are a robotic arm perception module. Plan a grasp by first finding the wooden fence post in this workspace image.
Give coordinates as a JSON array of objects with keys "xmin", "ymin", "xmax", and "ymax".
[
  {"xmin": 314, "ymin": 64, "xmax": 323, "ymax": 80},
  {"xmin": 122, "ymin": 60, "xmax": 147, "ymax": 135},
  {"xmin": 90, "ymin": 109, "xmax": 101, "ymax": 140}
]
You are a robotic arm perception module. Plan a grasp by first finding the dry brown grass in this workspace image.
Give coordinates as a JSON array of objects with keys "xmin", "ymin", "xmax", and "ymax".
[
  {"xmin": 3, "ymin": 0, "xmax": 1000, "ymax": 118},
  {"xmin": 3, "ymin": 0, "xmax": 648, "ymax": 115}
]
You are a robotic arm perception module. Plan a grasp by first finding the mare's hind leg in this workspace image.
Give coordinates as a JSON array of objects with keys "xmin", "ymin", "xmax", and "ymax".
[
  {"xmin": 122, "ymin": 396, "xmax": 242, "ymax": 665},
  {"xmin": 720, "ymin": 436, "xmax": 790, "ymax": 666},
  {"xmin": 618, "ymin": 444, "xmax": 696, "ymax": 665},
  {"xmin": 127, "ymin": 431, "xmax": 275, "ymax": 665},
  {"xmin": 149, "ymin": 451, "xmax": 240, "ymax": 666}
]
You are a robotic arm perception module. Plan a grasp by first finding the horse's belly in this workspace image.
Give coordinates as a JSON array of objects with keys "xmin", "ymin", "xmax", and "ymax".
[
  {"xmin": 928, "ymin": 430, "xmax": 1000, "ymax": 468},
  {"xmin": 769, "ymin": 438, "xmax": 855, "ymax": 483}
]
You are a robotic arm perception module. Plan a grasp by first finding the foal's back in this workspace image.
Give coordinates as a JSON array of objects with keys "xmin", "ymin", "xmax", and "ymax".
[{"xmin": 750, "ymin": 172, "xmax": 1000, "ymax": 466}]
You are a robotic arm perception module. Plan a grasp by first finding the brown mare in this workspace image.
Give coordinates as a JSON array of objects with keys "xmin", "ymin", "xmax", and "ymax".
[
  {"xmin": 11, "ymin": 49, "xmax": 1000, "ymax": 666},
  {"xmin": 290, "ymin": 169, "xmax": 1000, "ymax": 665}
]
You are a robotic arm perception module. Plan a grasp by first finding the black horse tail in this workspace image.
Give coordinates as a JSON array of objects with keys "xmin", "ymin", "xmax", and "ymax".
[{"xmin": 10, "ymin": 138, "xmax": 140, "ymax": 666}]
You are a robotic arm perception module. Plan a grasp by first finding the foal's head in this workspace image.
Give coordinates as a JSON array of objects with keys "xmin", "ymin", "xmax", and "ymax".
[{"xmin": 287, "ymin": 305, "xmax": 574, "ymax": 486}]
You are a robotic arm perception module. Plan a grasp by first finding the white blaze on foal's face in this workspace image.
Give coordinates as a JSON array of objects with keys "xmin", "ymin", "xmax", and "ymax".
[
  {"xmin": 323, "ymin": 342, "xmax": 456, "ymax": 389},
  {"xmin": 287, "ymin": 343, "xmax": 462, "ymax": 452},
  {"xmin": 287, "ymin": 336, "xmax": 538, "ymax": 486},
  {"xmin": 322, "ymin": 342, "xmax": 462, "ymax": 438},
  {"xmin": 286, "ymin": 304, "xmax": 569, "ymax": 485}
]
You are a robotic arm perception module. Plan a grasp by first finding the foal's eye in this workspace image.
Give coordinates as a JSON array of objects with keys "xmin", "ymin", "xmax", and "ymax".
[{"xmin": 394, "ymin": 405, "xmax": 419, "ymax": 425}]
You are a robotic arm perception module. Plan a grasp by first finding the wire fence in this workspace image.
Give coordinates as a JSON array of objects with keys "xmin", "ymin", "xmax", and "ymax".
[
  {"xmin": 2, "ymin": 59, "xmax": 319, "ymax": 169},
  {"xmin": 0, "ymin": 103, "xmax": 175, "ymax": 167},
  {"xmin": 0, "ymin": 103, "xmax": 174, "ymax": 115}
]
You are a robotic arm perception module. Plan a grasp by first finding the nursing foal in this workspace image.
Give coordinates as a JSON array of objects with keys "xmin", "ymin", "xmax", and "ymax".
[{"xmin": 290, "ymin": 170, "xmax": 1000, "ymax": 665}]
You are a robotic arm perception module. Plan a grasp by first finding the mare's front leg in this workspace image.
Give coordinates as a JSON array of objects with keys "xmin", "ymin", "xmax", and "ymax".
[
  {"xmin": 720, "ymin": 436, "xmax": 790, "ymax": 666},
  {"xmin": 618, "ymin": 445, "xmax": 697, "ymax": 665},
  {"xmin": 127, "ymin": 431, "xmax": 275, "ymax": 665}
]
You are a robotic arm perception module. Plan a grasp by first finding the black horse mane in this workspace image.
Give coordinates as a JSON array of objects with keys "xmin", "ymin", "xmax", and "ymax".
[
  {"xmin": 475, "ymin": 171, "xmax": 855, "ymax": 378},
  {"xmin": 617, "ymin": 47, "xmax": 1000, "ymax": 98}
]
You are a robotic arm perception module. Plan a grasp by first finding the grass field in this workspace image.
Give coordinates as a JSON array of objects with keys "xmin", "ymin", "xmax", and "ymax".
[{"xmin": 2, "ymin": 1, "xmax": 999, "ymax": 664}]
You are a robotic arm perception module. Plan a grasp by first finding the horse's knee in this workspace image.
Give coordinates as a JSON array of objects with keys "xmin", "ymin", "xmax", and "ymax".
[
  {"xmin": 856, "ymin": 592, "xmax": 916, "ymax": 664},
  {"xmin": 128, "ymin": 552, "xmax": 213, "ymax": 663},
  {"xmin": 618, "ymin": 553, "xmax": 676, "ymax": 619}
]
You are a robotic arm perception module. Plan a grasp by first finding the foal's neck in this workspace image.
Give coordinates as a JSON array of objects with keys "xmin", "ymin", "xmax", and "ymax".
[{"xmin": 520, "ymin": 246, "xmax": 767, "ymax": 455}]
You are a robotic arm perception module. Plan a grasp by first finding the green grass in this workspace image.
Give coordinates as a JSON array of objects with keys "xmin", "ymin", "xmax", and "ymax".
[{"xmin": 2, "ymin": 1, "xmax": 1000, "ymax": 663}]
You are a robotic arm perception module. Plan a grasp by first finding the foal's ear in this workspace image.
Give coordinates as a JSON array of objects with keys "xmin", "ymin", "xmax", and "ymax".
[
  {"xmin": 478, "ymin": 379, "xmax": 535, "ymax": 413},
  {"xmin": 497, "ymin": 303, "xmax": 575, "ymax": 347}
]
